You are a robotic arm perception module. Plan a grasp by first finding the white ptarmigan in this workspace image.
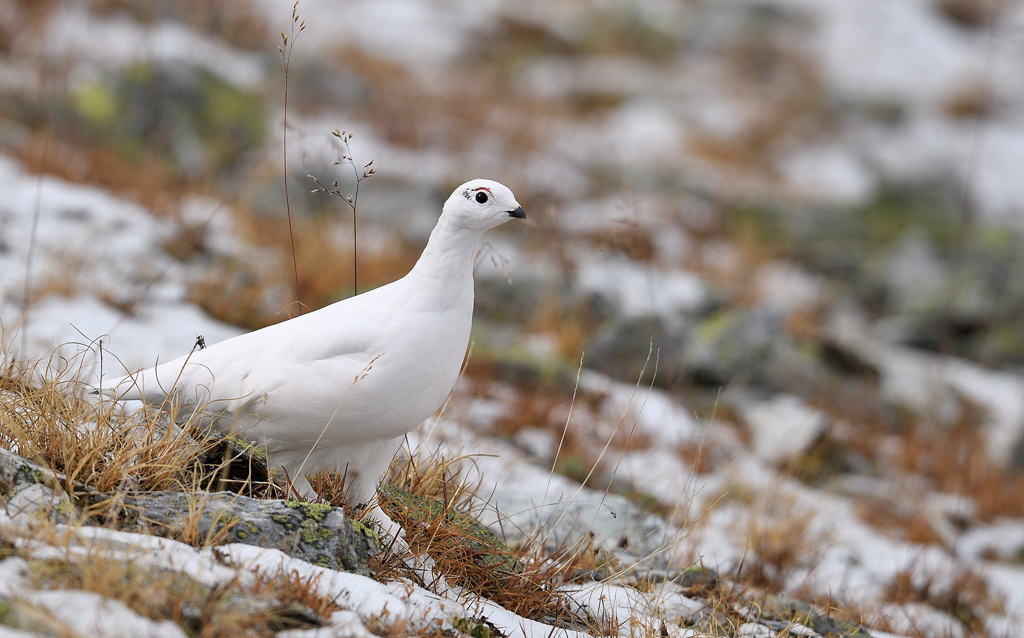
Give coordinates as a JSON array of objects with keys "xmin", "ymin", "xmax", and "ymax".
[{"xmin": 106, "ymin": 179, "xmax": 524, "ymax": 539}]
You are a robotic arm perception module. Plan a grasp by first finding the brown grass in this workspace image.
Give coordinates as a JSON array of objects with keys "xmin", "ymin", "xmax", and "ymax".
[
  {"xmin": 0, "ymin": 351, "xmax": 594, "ymax": 635},
  {"xmin": 335, "ymin": 46, "xmax": 554, "ymax": 156},
  {"xmin": 190, "ymin": 211, "xmax": 419, "ymax": 330},
  {"xmin": 825, "ymin": 394, "xmax": 1024, "ymax": 526},
  {"xmin": 0, "ymin": 360, "xmax": 213, "ymax": 501},
  {"xmin": 897, "ymin": 419, "xmax": 1024, "ymax": 522},
  {"xmin": 304, "ymin": 442, "xmax": 605, "ymax": 631},
  {"xmin": 856, "ymin": 497, "xmax": 947, "ymax": 548},
  {"xmin": 734, "ymin": 489, "xmax": 829, "ymax": 592},
  {"xmin": 90, "ymin": 0, "xmax": 271, "ymax": 50},
  {"xmin": 2, "ymin": 0, "xmax": 61, "ymax": 36},
  {"xmin": 22, "ymin": 551, "xmax": 337, "ymax": 637},
  {"xmin": 460, "ymin": 372, "xmax": 655, "ymax": 494},
  {"xmin": 586, "ymin": 221, "xmax": 657, "ymax": 262},
  {"xmin": 16, "ymin": 133, "xmax": 192, "ymax": 219},
  {"xmin": 367, "ymin": 448, "xmax": 596, "ymax": 630},
  {"xmin": 0, "ymin": 358, "xmax": 342, "ymax": 636},
  {"xmin": 882, "ymin": 561, "xmax": 1002, "ymax": 637}
]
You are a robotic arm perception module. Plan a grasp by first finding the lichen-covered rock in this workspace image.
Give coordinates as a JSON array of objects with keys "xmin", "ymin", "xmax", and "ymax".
[
  {"xmin": 1, "ymin": 446, "xmax": 378, "ymax": 575},
  {"xmin": 586, "ymin": 309, "xmax": 822, "ymax": 396},
  {"xmin": 683, "ymin": 308, "xmax": 821, "ymax": 392},
  {"xmin": 100, "ymin": 491, "xmax": 380, "ymax": 575}
]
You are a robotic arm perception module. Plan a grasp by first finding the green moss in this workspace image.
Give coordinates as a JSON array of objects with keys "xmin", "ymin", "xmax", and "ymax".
[
  {"xmin": 225, "ymin": 436, "xmax": 268, "ymax": 462},
  {"xmin": 61, "ymin": 61, "xmax": 267, "ymax": 175},
  {"xmin": 270, "ymin": 514, "xmax": 297, "ymax": 532},
  {"xmin": 381, "ymin": 485, "xmax": 521, "ymax": 575},
  {"xmin": 195, "ymin": 72, "xmax": 267, "ymax": 166},
  {"xmin": 760, "ymin": 596, "xmax": 816, "ymax": 627},
  {"xmin": 279, "ymin": 502, "xmax": 337, "ymax": 547},
  {"xmin": 981, "ymin": 325, "xmax": 1024, "ymax": 361},
  {"xmin": 553, "ymin": 453, "xmax": 594, "ymax": 488},
  {"xmin": 576, "ymin": 8, "xmax": 677, "ymax": 62},
  {"xmin": 725, "ymin": 202, "xmax": 788, "ymax": 246},
  {"xmin": 72, "ymin": 83, "xmax": 119, "ymax": 128},
  {"xmin": 851, "ymin": 189, "xmax": 962, "ymax": 253},
  {"xmin": 454, "ymin": 616, "xmax": 492, "ymax": 638},
  {"xmin": 283, "ymin": 501, "xmax": 332, "ymax": 522},
  {"xmin": 53, "ymin": 498, "xmax": 77, "ymax": 518},
  {"xmin": 818, "ymin": 617, "xmax": 872, "ymax": 637},
  {"xmin": 695, "ymin": 310, "xmax": 735, "ymax": 344},
  {"xmin": 349, "ymin": 519, "xmax": 381, "ymax": 542},
  {"xmin": 466, "ymin": 337, "xmax": 583, "ymax": 394},
  {"xmin": 677, "ymin": 565, "xmax": 718, "ymax": 591},
  {"xmin": 211, "ymin": 514, "xmax": 242, "ymax": 541},
  {"xmin": 299, "ymin": 521, "xmax": 335, "ymax": 547}
]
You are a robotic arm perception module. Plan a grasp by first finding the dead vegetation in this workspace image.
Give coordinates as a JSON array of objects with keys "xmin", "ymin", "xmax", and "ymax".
[
  {"xmin": 0, "ymin": 360, "xmax": 212, "ymax": 499},
  {"xmin": 20, "ymin": 551, "xmax": 338, "ymax": 637}
]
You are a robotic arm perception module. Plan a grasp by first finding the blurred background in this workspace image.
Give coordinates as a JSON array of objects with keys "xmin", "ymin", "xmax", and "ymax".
[{"xmin": 1, "ymin": 0, "xmax": 1023, "ymax": 634}]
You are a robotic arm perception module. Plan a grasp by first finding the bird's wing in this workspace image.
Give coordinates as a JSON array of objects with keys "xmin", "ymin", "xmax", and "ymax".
[{"xmin": 105, "ymin": 288, "xmax": 394, "ymax": 413}]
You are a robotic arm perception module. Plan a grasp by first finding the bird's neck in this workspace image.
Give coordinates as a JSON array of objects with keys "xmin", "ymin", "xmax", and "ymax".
[{"xmin": 405, "ymin": 217, "xmax": 481, "ymax": 306}]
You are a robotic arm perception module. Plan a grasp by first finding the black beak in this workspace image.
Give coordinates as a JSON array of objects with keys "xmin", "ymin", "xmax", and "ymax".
[{"xmin": 508, "ymin": 206, "xmax": 526, "ymax": 219}]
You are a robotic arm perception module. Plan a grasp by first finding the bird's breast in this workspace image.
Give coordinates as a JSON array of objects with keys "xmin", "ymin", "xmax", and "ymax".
[{"xmin": 323, "ymin": 304, "xmax": 473, "ymax": 441}]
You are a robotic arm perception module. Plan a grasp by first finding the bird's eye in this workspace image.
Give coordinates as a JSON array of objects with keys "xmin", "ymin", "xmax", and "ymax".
[{"xmin": 475, "ymin": 191, "xmax": 489, "ymax": 204}]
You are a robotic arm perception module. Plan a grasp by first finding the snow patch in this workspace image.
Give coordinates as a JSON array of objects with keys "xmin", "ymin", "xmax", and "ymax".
[{"xmin": 734, "ymin": 394, "xmax": 829, "ymax": 463}]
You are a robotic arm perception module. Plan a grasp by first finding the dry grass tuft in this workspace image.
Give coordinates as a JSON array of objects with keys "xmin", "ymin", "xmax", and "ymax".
[
  {"xmin": 250, "ymin": 565, "xmax": 342, "ymax": 625},
  {"xmin": 23, "ymin": 551, "xmax": 336, "ymax": 637},
  {"xmin": 735, "ymin": 489, "xmax": 829, "ymax": 591},
  {"xmin": 0, "ymin": 359, "xmax": 214, "ymax": 503},
  {"xmin": 364, "ymin": 448, "xmax": 592, "ymax": 628},
  {"xmin": 883, "ymin": 561, "xmax": 1003, "ymax": 637},
  {"xmin": 895, "ymin": 417, "xmax": 1024, "ymax": 522}
]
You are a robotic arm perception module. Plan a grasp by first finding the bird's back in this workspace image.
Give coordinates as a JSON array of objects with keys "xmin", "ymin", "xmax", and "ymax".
[{"xmin": 108, "ymin": 267, "xmax": 475, "ymax": 449}]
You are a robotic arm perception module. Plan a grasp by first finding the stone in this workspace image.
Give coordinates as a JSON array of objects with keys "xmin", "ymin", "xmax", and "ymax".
[
  {"xmin": 95, "ymin": 491, "xmax": 380, "ymax": 575},
  {"xmin": 755, "ymin": 596, "xmax": 873, "ymax": 638},
  {"xmin": 0, "ymin": 446, "xmax": 378, "ymax": 575},
  {"xmin": 0, "ymin": 447, "xmax": 77, "ymax": 524}
]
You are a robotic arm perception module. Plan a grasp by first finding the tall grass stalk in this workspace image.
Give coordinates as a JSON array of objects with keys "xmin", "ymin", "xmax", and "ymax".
[{"xmin": 279, "ymin": 0, "xmax": 306, "ymax": 314}]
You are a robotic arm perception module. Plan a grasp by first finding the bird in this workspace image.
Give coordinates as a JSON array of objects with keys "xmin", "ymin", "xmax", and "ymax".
[{"xmin": 105, "ymin": 179, "xmax": 525, "ymax": 541}]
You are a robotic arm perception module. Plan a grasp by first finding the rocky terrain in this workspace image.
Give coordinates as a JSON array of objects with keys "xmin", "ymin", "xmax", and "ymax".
[{"xmin": 2, "ymin": 1, "xmax": 1024, "ymax": 636}]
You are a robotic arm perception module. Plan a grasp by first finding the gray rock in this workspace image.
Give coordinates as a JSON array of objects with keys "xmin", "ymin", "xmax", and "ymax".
[
  {"xmin": 586, "ymin": 307, "xmax": 822, "ymax": 396},
  {"xmin": 754, "ymin": 596, "xmax": 873, "ymax": 638},
  {"xmin": 486, "ymin": 486, "xmax": 675, "ymax": 574},
  {"xmin": 0, "ymin": 447, "xmax": 76, "ymax": 524},
  {"xmin": 94, "ymin": 491, "xmax": 380, "ymax": 575},
  {"xmin": 0, "ymin": 446, "xmax": 378, "ymax": 575},
  {"xmin": 683, "ymin": 308, "xmax": 821, "ymax": 392}
]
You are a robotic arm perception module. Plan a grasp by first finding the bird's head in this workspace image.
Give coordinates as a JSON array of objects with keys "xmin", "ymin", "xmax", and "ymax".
[{"xmin": 442, "ymin": 179, "xmax": 525, "ymax": 232}]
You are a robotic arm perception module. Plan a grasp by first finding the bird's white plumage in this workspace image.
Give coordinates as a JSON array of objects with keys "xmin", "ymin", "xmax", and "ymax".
[{"xmin": 106, "ymin": 179, "xmax": 524, "ymax": 538}]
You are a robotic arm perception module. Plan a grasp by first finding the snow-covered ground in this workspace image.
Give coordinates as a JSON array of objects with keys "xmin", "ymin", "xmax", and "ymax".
[{"xmin": 3, "ymin": 0, "xmax": 1024, "ymax": 636}]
